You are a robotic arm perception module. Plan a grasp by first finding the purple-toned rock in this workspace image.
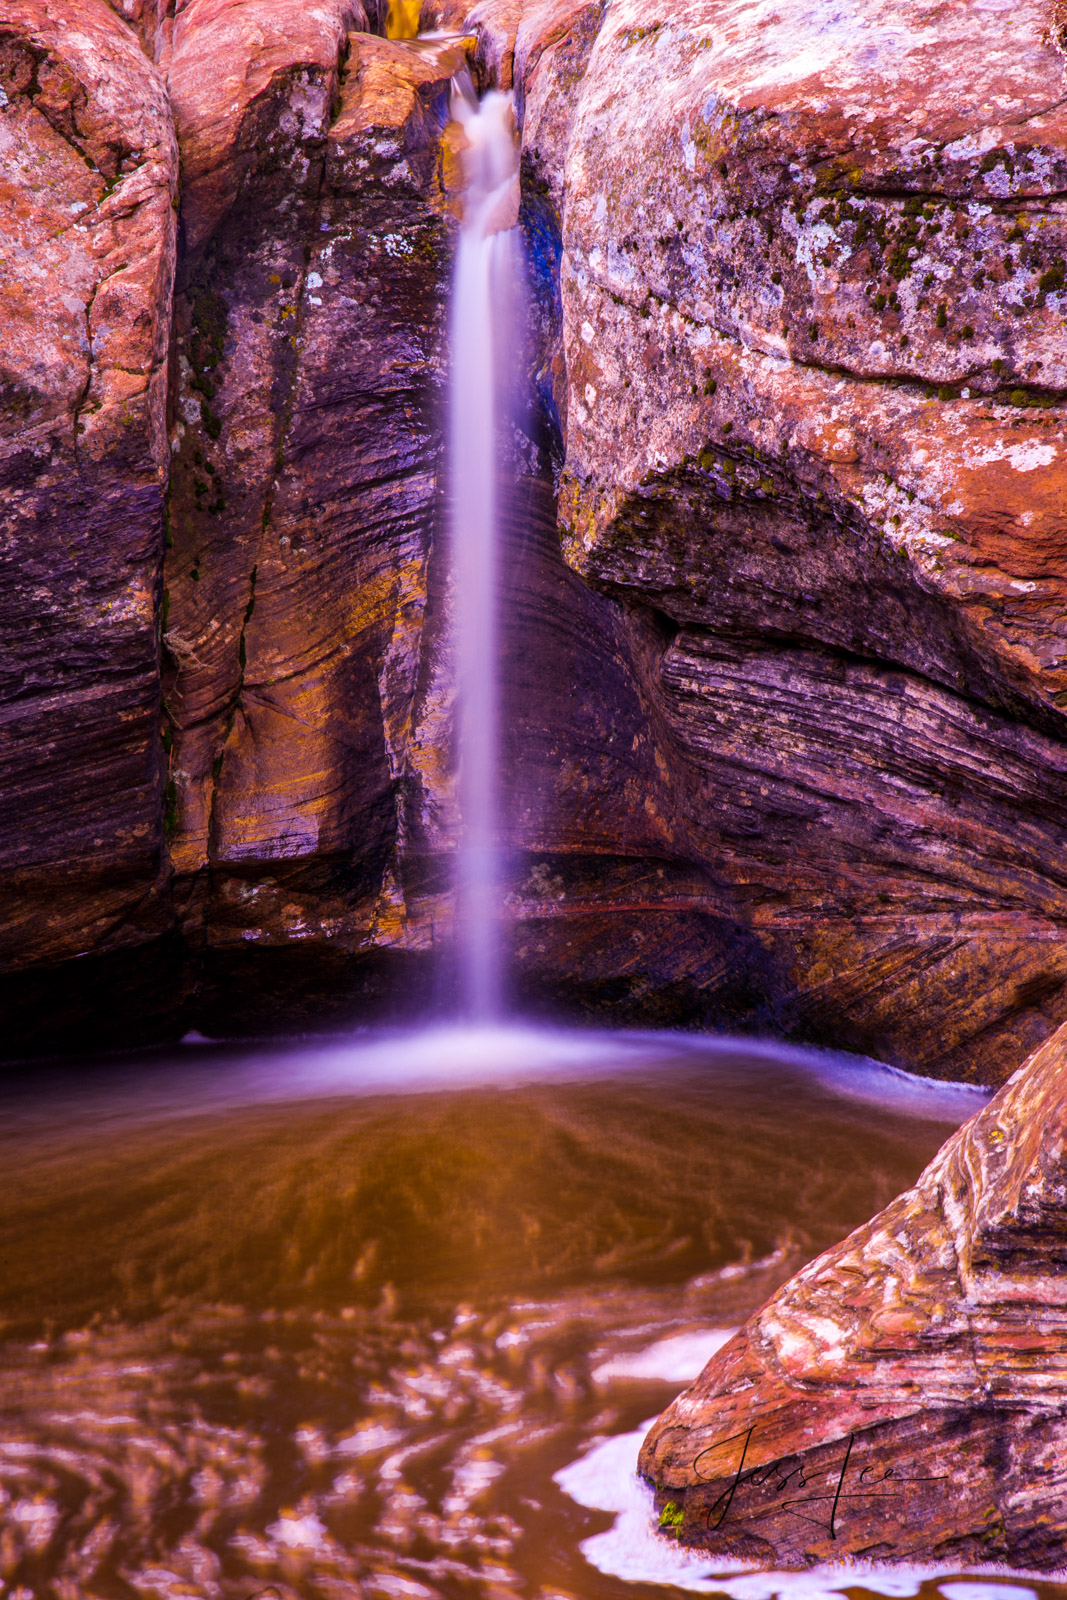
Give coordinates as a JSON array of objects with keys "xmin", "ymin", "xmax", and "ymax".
[
  {"xmin": 7, "ymin": 0, "xmax": 1067, "ymax": 1073},
  {"xmin": 0, "ymin": 0, "xmax": 177, "ymax": 1045},
  {"xmin": 514, "ymin": 0, "xmax": 1067, "ymax": 1081},
  {"xmin": 157, "ymin": 11, "xmax": 748, "ymax": 1032}
]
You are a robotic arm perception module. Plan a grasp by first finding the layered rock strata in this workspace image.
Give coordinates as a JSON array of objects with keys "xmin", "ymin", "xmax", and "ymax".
[
  {"xmin": 5, "ymin": 0, "xmax": 1067, "ymax": 1069},
  {"xmin": 0, "ymin": 0, "xmax": 177, "ymax": 1047},
  {"xmin": 639, "ymin": 1016, "xmax": 1067, "ymax": 1568},
  {"xmin": 512, "ymin": 0, "xmax": 1067, "ymax": 1081},
  {"xmin": 156, "ymin": 15, "xmax": 725, "ymax": 1031},
  {"xmin": 160, "ymin": 28, "xmax": 459, "ymax": 1026}
]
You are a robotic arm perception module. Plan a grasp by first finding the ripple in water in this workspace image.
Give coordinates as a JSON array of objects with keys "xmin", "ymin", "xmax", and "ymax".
[{"xmin": 0, "ymin": 1026, "xmax": 1051, "ymax": 1600}]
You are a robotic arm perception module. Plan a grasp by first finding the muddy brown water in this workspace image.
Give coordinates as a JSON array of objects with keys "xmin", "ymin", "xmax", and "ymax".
[{"xmin": 0, "ymin": 1026, "xmax": 1057, "ymax": 1600}]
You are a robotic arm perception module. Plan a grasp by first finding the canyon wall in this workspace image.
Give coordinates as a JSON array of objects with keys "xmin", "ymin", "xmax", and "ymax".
[
  {"xmin": 511, "ymin": 0, "xmax": 1067, "ymax": 1083},
  {"xmin": 2, "ymin": 0, "xmax": 1067, "ymax": 1078},
  {"xmin": 0, "ymin": 0, "xmax": 177, "ymax": 1046}
]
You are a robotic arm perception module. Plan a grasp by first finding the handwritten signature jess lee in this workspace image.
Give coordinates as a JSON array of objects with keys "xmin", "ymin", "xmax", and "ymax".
[{"xmin": 687, "ymin": 1426, "xmax": 949, "ymax": 1541}]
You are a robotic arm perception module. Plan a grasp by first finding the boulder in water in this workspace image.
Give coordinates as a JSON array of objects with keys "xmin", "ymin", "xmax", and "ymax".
[{"xmin": 639, "ymin": 1018, "xmax": 1067, "ymax": 1567}]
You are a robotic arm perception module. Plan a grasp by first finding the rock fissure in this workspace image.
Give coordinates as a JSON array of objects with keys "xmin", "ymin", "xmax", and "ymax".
[{"xmin": 70, "ymin": 281, "xmax": 100, "ymax": 462}]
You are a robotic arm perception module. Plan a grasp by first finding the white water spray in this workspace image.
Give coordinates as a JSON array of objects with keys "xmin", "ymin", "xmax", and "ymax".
[{"xmin": 448, "ymin": 74, "xmax": 521, "ymax": 1021}]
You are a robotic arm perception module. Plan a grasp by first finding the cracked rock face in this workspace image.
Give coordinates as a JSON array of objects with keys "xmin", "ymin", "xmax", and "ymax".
[{"xmin": 638, "ymin": 1016, "xmax": 1067, "ymax": 1567}]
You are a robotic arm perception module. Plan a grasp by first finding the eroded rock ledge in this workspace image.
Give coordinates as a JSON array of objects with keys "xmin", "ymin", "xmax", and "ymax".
[{"xmin": 638, "ymin": 1016, "xmax": 1067, "ymax": 1568}]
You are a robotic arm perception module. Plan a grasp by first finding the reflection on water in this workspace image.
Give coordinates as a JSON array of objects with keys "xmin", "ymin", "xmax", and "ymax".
[{"xmin": 0, "ymin": 1027, "xmax": 1049, "ymax": 1600}]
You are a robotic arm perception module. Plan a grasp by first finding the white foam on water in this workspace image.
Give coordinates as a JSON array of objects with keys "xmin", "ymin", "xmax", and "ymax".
[
  {"xmin": 335, "ymin": 1424, "xmax": 405, "ymax": 1457},
  {"xmin": 189, "ymin": 1024, "xmax": 989, "ymax": 1121},
  {"xmin": 555, "ymin": 1420, "xmax": 749, "ymax": 1593},
  {"xmin": 939, "ymin": 1587, "xmax": 1040, "ymax": 1600},
  {"xmin": 267, "ymin": 1510, "xmax": 329, "ymax": 1551},
  {"xmin": 554, "ymin": 1420, "xmax": 1050, "ymax": 1600},
  {"xmin": 593, "ymin": 1329, "xmax": 738, "ymax": 1384},
  {"xmin": 10, "ymin": 1023, "xmax": 989, "ymax": 1141}
]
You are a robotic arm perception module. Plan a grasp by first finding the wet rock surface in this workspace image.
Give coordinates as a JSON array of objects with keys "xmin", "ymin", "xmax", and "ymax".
[
  {"xmin": 5, "ymin": 0, "xmax": 1067, "ymax": 1071},
  {"xmin": 157, "ymin": 16, "xmax": 712, "ymax": 1036},
  {"xmin": 161, "ymin": 27, "xmax": 460, "ymax": 1028},
  {"xmin": 638, "ymin": 1016, "xmax": 1067, "ymax": 1569}
]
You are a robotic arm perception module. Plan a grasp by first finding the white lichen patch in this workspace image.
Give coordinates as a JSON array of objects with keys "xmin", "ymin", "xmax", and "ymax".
[{"xmin": 965, "ymin": 439, "xmax": 1058, "ymax": 472}]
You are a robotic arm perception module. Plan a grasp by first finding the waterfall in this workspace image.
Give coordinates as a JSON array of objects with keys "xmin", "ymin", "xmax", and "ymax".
[{"xmin": 448, "ymin": 73, "xmax": 521, "ymax": 1022}]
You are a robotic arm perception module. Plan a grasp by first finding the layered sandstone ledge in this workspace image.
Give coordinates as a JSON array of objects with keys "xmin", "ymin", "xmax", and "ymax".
[
  {"xmin": 3, "ymin": 0, "xmax": 1067, "ymax": 1072},
  {"xmin": 511, "ymin": 0, "xmax": 1067, "ymax": 1082},
  {"xmin": 639, "ymin": 1015, "xmax": 1067, "ymax": 1568}
]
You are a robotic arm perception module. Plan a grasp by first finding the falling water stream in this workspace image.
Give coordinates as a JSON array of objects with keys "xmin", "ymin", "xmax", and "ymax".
[
  {"xmin": 1, "ymin": 56, "xmax": 1063, "ymax": 1600},
  {"xmin": 449, "ymin": 74, "xmax": 521, "ymax": 1021}
]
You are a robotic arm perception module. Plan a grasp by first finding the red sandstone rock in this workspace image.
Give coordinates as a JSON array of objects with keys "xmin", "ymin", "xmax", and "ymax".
[
  {"xmin": 162, "ymin": 0, "xmax": 367, "ymax": 259},
  {"xmin": 6, "ymin": 0, "xmax": 1067, "ymax": 1067},
  {"xmin": 159, "ymin": 28, "xmax": 458, "ymax": 1019},
  {"xmin": 517, "ymin": 0, "xmax": 1067, "ymax": 1080},
  {"xmin": 463, "ymin": 0, "xmax": 523, "ymax": 85},
  {"xmin": 639, "ymin": 1016, "xmax": 1067, "ymax": 1566},
  {"xmin": 159, "ymin": 17, "xmax": 739, "ymax": 1031},
  {"xmin": 516, "ymin": 0, "xmax": 599, "ymax": 206},
  {"xmin": 102, "ymin": 0, "xmax": 171, "ymax": 58},
  {"xmin": 420, "ymin": 0, "xmax": 523, "ymax": 85},
  {"xmin": 0, "ymin": 0, "xmax": 177, "ymax": 1042}
]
